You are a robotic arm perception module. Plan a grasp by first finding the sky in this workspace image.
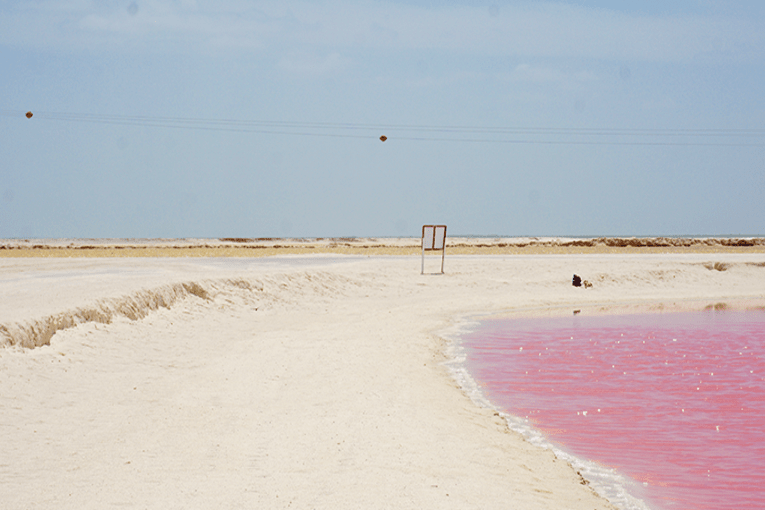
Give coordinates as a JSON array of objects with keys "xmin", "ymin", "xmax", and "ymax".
[{"xmin": 1, "ymin": 0, "xmax": 764, "ymax": 238}]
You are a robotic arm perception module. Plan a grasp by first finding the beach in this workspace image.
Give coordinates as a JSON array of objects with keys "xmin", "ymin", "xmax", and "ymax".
[{"xmin": 2, "ymin": 239, "xmax": 765, "ymax": 509}]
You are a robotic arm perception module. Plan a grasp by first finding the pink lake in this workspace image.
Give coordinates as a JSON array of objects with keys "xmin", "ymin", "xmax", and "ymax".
[{"xmin": 461, "ymin": 309, "xmax": 765, "ymax": 510}]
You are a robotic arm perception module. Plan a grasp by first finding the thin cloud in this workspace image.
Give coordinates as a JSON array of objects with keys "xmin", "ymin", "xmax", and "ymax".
[
  {"xmin": 0, "ymin": 0, "xmax": 762, "ymax": 63},
  {"xmin": 511, "ymin": 64, "xmax": 567, "ymax": 83},
  {"xmin": 278, "ymin": 52, "xmax": 348, "ymax": 75}
]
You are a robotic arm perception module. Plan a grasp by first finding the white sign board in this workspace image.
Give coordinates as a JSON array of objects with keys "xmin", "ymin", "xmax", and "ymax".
[{"xmin": 421, "ymin": 225, "xmax": 447, "ymax": 274}]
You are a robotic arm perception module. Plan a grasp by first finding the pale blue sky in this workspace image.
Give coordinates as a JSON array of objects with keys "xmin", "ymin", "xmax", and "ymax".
[{"xmin": 2, "ymin": 0, "xmax": 763, "ymax": 238}]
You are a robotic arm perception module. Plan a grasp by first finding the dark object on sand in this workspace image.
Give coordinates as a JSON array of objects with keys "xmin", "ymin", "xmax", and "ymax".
[
  {"xmin": 572, "ymin": 274, "xmax": 582, "ymax": 287},
  {"xmin": 26, "ymin": 111, "xmax": 33, "ymax": 119},
  {"xmin": 379, "ymin": 135, "xmax": 387, "ymax": 142}
]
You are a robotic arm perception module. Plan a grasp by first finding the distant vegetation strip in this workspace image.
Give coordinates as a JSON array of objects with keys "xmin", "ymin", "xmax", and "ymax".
[{"xmin": 1, "ymin": 237, "xmax": 764, "ymax": 257}]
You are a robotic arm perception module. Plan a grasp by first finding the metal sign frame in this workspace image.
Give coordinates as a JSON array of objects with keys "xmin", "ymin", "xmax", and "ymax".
[{"xmin": 421, "ymin": 225, "xmax": 447, "ymax": 274}]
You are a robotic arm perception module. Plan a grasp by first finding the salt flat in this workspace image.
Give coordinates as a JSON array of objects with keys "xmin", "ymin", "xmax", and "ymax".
[{"xmin": 2, "ymin": 252, "xmax": 764, "ymax": 509}]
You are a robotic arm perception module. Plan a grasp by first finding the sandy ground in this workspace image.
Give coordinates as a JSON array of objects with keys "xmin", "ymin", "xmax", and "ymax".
[{"xmin": 2, "ymin": 244, "xmax": 765, "ymax": 509}]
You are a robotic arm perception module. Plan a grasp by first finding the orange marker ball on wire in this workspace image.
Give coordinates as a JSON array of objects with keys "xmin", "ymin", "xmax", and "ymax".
[
  {"xmin": 379, "ymin": 135, "xmax": 387, "ymax": 142},
  {"xmin": 26, "ymin": 111, "xmax": 33, "ymax": 119}
]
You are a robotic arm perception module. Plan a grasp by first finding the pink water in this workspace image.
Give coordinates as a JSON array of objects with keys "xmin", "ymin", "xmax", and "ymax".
[{"xmin": 462, "ymin": 309, "xmax": 765, "ymax": 510}]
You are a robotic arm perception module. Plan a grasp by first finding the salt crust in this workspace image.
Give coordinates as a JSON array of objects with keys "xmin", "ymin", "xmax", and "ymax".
[{"xmin": 2, "ymin": 251, "xmax": 764, "ymax": 509}]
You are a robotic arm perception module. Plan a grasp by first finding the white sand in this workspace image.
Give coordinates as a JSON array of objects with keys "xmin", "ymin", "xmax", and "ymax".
[{"xmin": 2, "ymin": 252, "xmax": 765, "ymax": 509}]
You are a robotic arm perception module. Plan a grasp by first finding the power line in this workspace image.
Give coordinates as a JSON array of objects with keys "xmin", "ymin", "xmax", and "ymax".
[{"xmin": 3, "ymin": 109, "xmax": 764, "ymax": 146}]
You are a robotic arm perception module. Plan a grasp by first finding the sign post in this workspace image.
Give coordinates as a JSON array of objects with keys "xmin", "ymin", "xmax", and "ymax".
[{"xmin": 421, "ymin": 225, "xmax": 447, "ymax": 274}]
